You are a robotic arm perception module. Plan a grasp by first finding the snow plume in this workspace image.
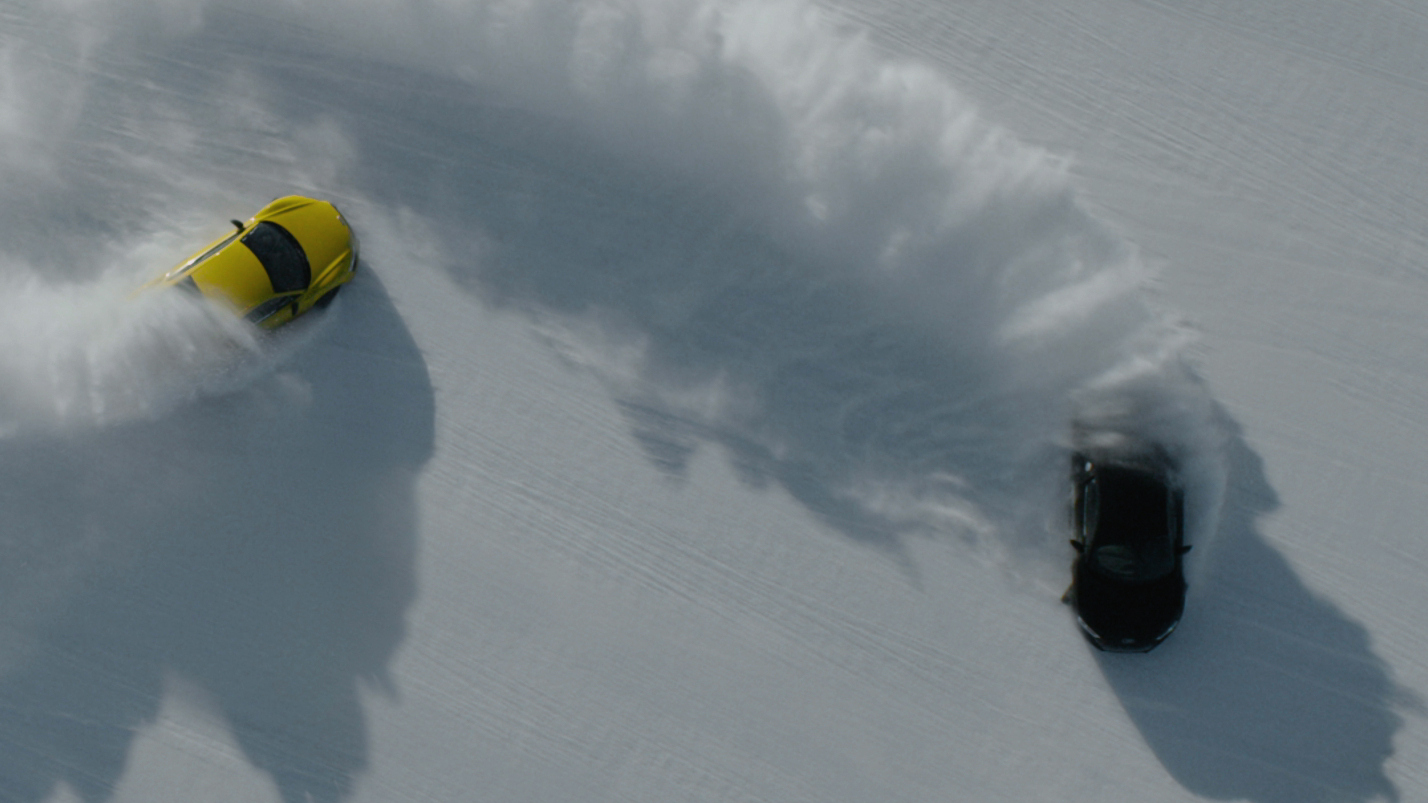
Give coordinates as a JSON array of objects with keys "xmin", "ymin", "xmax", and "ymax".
[
  {"xmin": 2, "ymin": 0, "xmax": 1226, "ymax": 562},
  {"xmin": 246, "ymin": 0, "xmax": 1228, "ymax": 566},
  {"xmin": 0, "ymin": 1, "xmax": 349, "ymax": 434},
  {"xmin": 0, "ymin": 263, "xmax": 274, "ymax": 435}
]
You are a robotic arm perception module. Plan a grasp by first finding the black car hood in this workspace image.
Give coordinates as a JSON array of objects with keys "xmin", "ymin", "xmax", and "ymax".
[{"xmin": 1073, "ymin": 561, "xmax": 1185, "ymax": 648}]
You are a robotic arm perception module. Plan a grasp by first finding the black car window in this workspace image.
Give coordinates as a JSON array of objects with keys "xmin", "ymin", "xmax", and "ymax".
[
  {"xmin": 244, "ymin": 293, "xmax": 299, "ymax": 324},
  {"xmin": 1087, "ymin": 469, "xmax": 1175, "ymax": 582},
  {"xmin": 241, "ymin": 221, "xmax": 311, "ymax": 294},
  {"xmin": 1092, "ymin": 543, "xmax": 1173, "ymax": 582},
  {"xmin": 1093, "ymin": 544, "xmax": 1139, "ymax": 578},
  {"xmin": 1083, "ymin": 478, "xmax": 1100, "ymax": 536}
]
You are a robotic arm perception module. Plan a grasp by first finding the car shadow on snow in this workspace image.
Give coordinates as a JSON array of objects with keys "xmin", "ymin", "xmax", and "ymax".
[
  {"xmin": 0, "ymin": 269, "xmax": 433, "ymax": 803},
  {"xmin": 1094, "ymin": 411, "xmax": 1418, "ymax": 803}
]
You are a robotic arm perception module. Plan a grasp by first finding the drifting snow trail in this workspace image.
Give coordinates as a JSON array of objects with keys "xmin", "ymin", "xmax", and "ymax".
[
  {"xmin": 268, "ymin": 0, "xmax": 1226, "ymax": 563},
  {"xmin": 0, "ymin": 0, "xmax": 1220, "ymax": 556},
  {"xmin": 0, "ymin": 270, "xmax": 281, "ymax": 435}
]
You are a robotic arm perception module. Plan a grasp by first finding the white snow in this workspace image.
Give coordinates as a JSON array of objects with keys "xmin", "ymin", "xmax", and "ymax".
[{"xmin": 0, "ymin": 0, "xmax": 1424, "ymax": 801}]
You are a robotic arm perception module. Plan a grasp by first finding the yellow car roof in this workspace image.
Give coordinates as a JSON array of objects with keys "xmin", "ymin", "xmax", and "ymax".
[{"xmin": 187, "ymin": 237, "xmax": 272, "ymax": 311}]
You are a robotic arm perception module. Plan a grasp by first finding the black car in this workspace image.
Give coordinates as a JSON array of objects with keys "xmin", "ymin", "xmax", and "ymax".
[{"xmin": 1064, "ymin": 452, "xmax": 1189, "ymax": 652}]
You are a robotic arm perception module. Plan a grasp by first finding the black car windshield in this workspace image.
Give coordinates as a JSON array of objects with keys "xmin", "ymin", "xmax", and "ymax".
[
  {"xmin": 241, "ymin": 221, "xmax": 311, "ymax": 294},
  {"xmin": 1088, "ymin": 469, "xmax": 1175, "ymax": 582}
]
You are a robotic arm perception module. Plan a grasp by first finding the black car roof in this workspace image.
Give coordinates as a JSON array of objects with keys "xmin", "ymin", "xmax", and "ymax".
[{"xmin": 1092, "ymin": 466, "xmax": 1170, "ymax": 544}]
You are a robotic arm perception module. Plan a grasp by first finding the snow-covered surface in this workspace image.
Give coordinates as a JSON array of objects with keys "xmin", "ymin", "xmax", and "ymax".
[{"xmin": 0, "ymin": 0, "xmax": 1424, "ymax": 800}]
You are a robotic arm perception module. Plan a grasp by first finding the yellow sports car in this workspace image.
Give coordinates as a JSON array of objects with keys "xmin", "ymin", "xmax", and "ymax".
[{"xmin": 148, "ymin": 195, "xmax": 359, "ymax": 328}]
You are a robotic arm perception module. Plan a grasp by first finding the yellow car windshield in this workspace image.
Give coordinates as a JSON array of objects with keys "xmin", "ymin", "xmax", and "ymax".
[{"xmin": 241, "ymin": 221, "xmax": 311, "ymax": 293}]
